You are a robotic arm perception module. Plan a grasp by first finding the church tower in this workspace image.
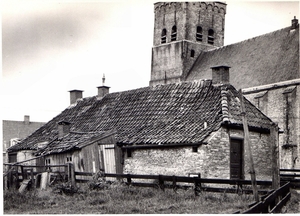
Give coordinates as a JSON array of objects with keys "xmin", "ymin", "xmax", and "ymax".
[{"xmin": 150, "ymin": 2, "xmax": 227, "ymax": 86}]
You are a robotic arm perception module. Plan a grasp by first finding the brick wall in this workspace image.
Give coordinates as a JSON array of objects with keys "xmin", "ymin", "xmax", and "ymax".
[
  {"xmin": 150, "ymin": 2, "xmax": 226, "ymax": 86},
  {"xmin": 123, "ymin": 126, "xmax": 273, "ymax": 181}
]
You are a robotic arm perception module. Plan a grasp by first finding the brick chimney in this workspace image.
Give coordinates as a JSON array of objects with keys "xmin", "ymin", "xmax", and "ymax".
[
  {"xmin": 69, "ymin": 90, "xmax": 83, "ymax": 104},
  {"xmin": 97, "ymin": 74, "xmax": 110, "ymax": 98},
  {"xmin": 24, "ymin": 115, "xmax": 30, "ymax": 125},
  {"xmin": 58, "ymin": 121, "xmax": 71, "ymax": 139},
  {"xmin": 291, "ymin": 16, "xmax": 299, "ymax": 29},
  {"xmin": 211, "ymin": 65, "xmax": 230, "ymax": 84}
]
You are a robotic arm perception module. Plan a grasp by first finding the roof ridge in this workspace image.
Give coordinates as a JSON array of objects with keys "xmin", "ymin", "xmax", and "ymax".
[{"xmin": 220, "ymin": 85, "xmax": 230, "ymax": 123}]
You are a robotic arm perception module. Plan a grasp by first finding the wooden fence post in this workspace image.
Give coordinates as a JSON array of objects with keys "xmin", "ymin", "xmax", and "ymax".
[
  {"xmin": 271, "ymin": 123, "xmax": 280, "ymax": 190},
  {"xmin": 194, "ymin": 176, "xmax": 201, "ymax": 196},
  {"xmin": 172, "ymin": 175, "xmax": 177, "ymax": 191},
  {"xmin": 158, "ymin": 175, "xmax": 165, "ymax": 191},
  {"xmin": 239, "ymin": 90, "xmax": 259, "ymax": 202},
  {"xmin": 127, "ymin": 174, "xmax": 132, "ymax": 185},
  {"xmin": 7, "ymin": 168, "xmax": 12, "ymax": 189},
  {"xmin": 69, "ymin": 163, "xmax": 76, "ymax": 188}
]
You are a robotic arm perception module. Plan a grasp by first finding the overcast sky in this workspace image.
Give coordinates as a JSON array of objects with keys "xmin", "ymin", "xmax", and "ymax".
[{"xmin": 1, "ymin": 0, "xmax": 299, "ymax": 122}]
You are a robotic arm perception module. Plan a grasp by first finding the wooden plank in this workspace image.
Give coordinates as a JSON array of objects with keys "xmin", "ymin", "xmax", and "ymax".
[
  {"xmin": 242, "ymin": 201, "xmax": 263, "ymax": 213},
  {"xmin": 239, "ymin": 89, "xmax": 259, "ymax": 202},
  {"xmin": 75, "ymin": 171, "xmax": 94, "ymax": 176},
  {"xmin": 19, "ymin": 179, "xmax": 31, "ymax": 193},
  {"xmin": 271, "ymin": 124, "xmax": 280, "ymax": 190},
  {"xmin": 270, "ymin": 192, "xmax": 291, "ymax": 213},
  {"xmin": 280, "ymin": 169, "xmax": 300, "ymax": 172}
]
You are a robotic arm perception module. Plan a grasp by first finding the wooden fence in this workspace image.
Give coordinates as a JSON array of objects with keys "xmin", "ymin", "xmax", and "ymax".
[
  {"xmin": 234, "ymin": 182, "xmax": 291, "ymax": 214},
  {"xmin": 3, "ymin": 164, "xmax": 294, "ymax": 213},
  {"xmin": 280, "ymin": 169, "xmax": 300, "ymax": 188}
]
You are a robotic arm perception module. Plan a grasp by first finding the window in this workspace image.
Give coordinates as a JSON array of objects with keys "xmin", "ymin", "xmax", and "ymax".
[
  {"xmin": 161, "ymin": 29, "xmax": 167, "ymax": 44},
  {"xmin": 171, "ymin": 25, "xmax": 177, "ymax": 41},
  {"xmin": 45, "ymin": 158, "xmax": 51, "ymax": 165},
  {"xmin": 127, "ymin": 149, "xmax": 132, "ymax": 158},
  {"xmin": 192, "ymin": 146, "xmax": 198, "ymax": 152},
  {"xmin": 191, "ymin": 49, "xmax": 195, "ymax": 57},
  {"xmin": 208, "ymin": 29, "xmax": 214, "ymax": 45},
  {"xmin": 196, "ymin": 26, "xmax": 203, "ymax": 42},
  {"xmin": 66, "ymin": 156, "xmax": 72, "ymax": 162}
]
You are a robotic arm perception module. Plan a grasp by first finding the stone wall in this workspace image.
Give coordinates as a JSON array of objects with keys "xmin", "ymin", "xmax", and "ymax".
[
  {"xmin": 244, "ymin": 84, "xmax": 300, "ymax": 169},
  {"xmin": 123, "ymin": 126, "xmax": 273, "ymax": 181}
]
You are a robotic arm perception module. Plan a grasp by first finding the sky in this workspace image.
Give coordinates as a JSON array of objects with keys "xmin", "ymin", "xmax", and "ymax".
[{"xmin": 1, "ymin": 0, "xmax": 299, "ymax": 123}]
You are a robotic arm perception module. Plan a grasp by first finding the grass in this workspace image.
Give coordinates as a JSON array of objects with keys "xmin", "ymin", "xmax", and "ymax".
[
  {"xmin": 4, "ymin": 181, "xmax": 299, "ymax": 214},
  {"xmin": 4, "ymin": 182, "xmax": 254, "ymax": 214}
]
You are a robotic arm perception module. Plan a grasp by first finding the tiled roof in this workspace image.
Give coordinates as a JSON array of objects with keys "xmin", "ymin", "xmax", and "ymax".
[
  {"xmin": 186, "ymin": 26, "xmax": 299, "ymax": 89},
  {"xmin": 8, "ymin": 80, "xmax": 273, "ymax": 153}
]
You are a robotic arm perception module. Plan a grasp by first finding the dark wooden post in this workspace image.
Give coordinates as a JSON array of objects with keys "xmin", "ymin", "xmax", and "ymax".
[
  {"xmin": 194, "ymin": 174, "xmax": 201, "ymax": 196},
  {"xmin": 69, "ymin": 163, "xmax": 76, "ymax": 188},
  {"xmin": 172, "ymin": 175, "xmax": 177, "ymax": 191},
  {"xmin": 158, "ymin": 175, "xmax": 165, "ymax": 191},
  {"xmin": 271, "ymin": 123, "xmax": 280, "ymax": 190},
  {"xmin": 7, "ymin": 168, "xmax": 12, "ymax": 189},
  {"xmin": 127, "ymin": 174, "xmax": 132, "ymax": 185},
  {"xmin": 20, "ymin": 165, "xmax": 25, "ymax": 180},
  {"xmin": 239, "ymin": 90, "xmax": 259, "ymax": 202}
]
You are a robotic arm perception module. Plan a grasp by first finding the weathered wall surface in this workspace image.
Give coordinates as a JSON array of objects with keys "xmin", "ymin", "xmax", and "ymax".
[
  {"xmin": 123, "ymin": 127, "xmax": 273, "ymax": 181},
  {"xmin": 244, "ymin": 84, "xmax": 300, "ymax": 169},
  {"xmin": 150, "ymin": 2, "xmax": 226, "ymax": 86},
  {"xmin": 153, "ymin": 2, "xmax": 225, "ymax": 46}
]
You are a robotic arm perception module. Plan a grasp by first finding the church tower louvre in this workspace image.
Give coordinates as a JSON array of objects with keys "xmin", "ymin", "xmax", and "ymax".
[{"xmin": 150, "ymin": 2, "xmax": 227, "ymax": 86}]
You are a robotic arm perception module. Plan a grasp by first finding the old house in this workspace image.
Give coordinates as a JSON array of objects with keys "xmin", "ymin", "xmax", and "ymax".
[
  {"xmin": 3, "ymin": 115, "xmax": 45, "ymax": 164},
  {"xmin": 149, "ymin": 2, "xmax": 299, "ymax": 169},
  {"xmin": 8, "ymin": 66, "xmax": 277, "ymax": 181}
]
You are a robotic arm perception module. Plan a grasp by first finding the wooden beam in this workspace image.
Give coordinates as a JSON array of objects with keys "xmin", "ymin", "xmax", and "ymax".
[
  {"xmin": 239, "ymin": 89, "xmax": 259, "ymax": 202},
  {"xmin": 271, "ymin": 123, "xmax": 280, "ymax": 189}
]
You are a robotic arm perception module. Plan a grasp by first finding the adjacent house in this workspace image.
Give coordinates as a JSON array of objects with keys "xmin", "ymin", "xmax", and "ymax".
[
  {"xmin": 3, "ymin": 115, "xmax": 45, "ymax": 164},
  {"xmin": 7, "ymin": 66, "xmax": 277, "ymax": 181}
]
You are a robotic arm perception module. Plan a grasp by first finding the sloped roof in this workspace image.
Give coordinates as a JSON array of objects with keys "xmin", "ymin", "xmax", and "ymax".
[
  {"xmin": 186, "ymin": 26, "xmax": 299, "ymax": 89},
  {"xmin": 8, "ymin": 80, "xmax": 273, "ymax": 153}
]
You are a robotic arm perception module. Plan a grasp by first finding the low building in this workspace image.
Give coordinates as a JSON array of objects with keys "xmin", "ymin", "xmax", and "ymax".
[{"xmin": 8, "ymin": 67, "xmax": 277, "ymax": 181}]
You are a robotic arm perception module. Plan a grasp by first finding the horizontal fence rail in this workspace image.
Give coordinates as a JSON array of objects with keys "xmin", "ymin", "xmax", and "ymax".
[{"xmin": 241, "ymin": 182, "xmax": 291, "ymax": 214}]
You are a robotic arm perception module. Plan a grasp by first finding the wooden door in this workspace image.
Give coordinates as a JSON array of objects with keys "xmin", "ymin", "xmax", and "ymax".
[
  {"xmin": 99, "ymin": 144, "xmax": 116, "ymax": 174},
  {"xmin": 230, "ymin": 139, "xmax": 243, "ymax": 179}
]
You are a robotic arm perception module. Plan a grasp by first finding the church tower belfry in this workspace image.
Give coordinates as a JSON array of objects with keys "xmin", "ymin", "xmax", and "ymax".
[{"xmin": 150, "ymin": 2, "xmax": 227, "ymax": 86}]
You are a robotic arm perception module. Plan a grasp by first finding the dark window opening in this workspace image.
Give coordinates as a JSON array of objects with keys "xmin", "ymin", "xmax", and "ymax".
[
  {"xmin": 45, "ymin": 158, "xmax": 51, "ymax": 165},
  {"xmin": 127, "ymin": 149, "xmax": 132, "ymax": 158},
  {"xmin": 66, "ymin": 156, "xmax": 72, "ymax": 162},
  {"xmin": 196, "ymin": 26, "xmax": 203, "ymax": 42},
  {"xmin": 191, "ymin": 49, "xmax": 195, "ymax": 57},
  {"xmin": 171, "ymin": 25, "xmax": 177, "ymax": 41},
  {"xmin": 192, "ymin": 146, "xmax": 198, "ymax": 152},
  {"xmin": 161, "ymin": 28, "xmax": 167, "ymax": 44},
  {"xmin": 208, "ymin": 29, "xmax": 214, "ymax": 45}
]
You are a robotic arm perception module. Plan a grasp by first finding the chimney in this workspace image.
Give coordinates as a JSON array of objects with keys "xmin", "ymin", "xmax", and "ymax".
[
  {"xmin": 24, "ymin": 115, "xmax": 30, "ymax": 125},
  {"xmin": 97, "ymin": 74, "xmax": 110, "ymax": 98},
  {"xmin": 69, "ymin": 90, "xmax": 83, "ymax": 104},
  {"xmin": 58, "ymin": 121, "xmax": 71, "ymax": 139},
  {"xmin": 211, "ymin": 65, "xmax": 230, "ymax": 84},
  {"xmin": 291, "ymin": 16, "xmax": 298, "ymax": 30}
]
